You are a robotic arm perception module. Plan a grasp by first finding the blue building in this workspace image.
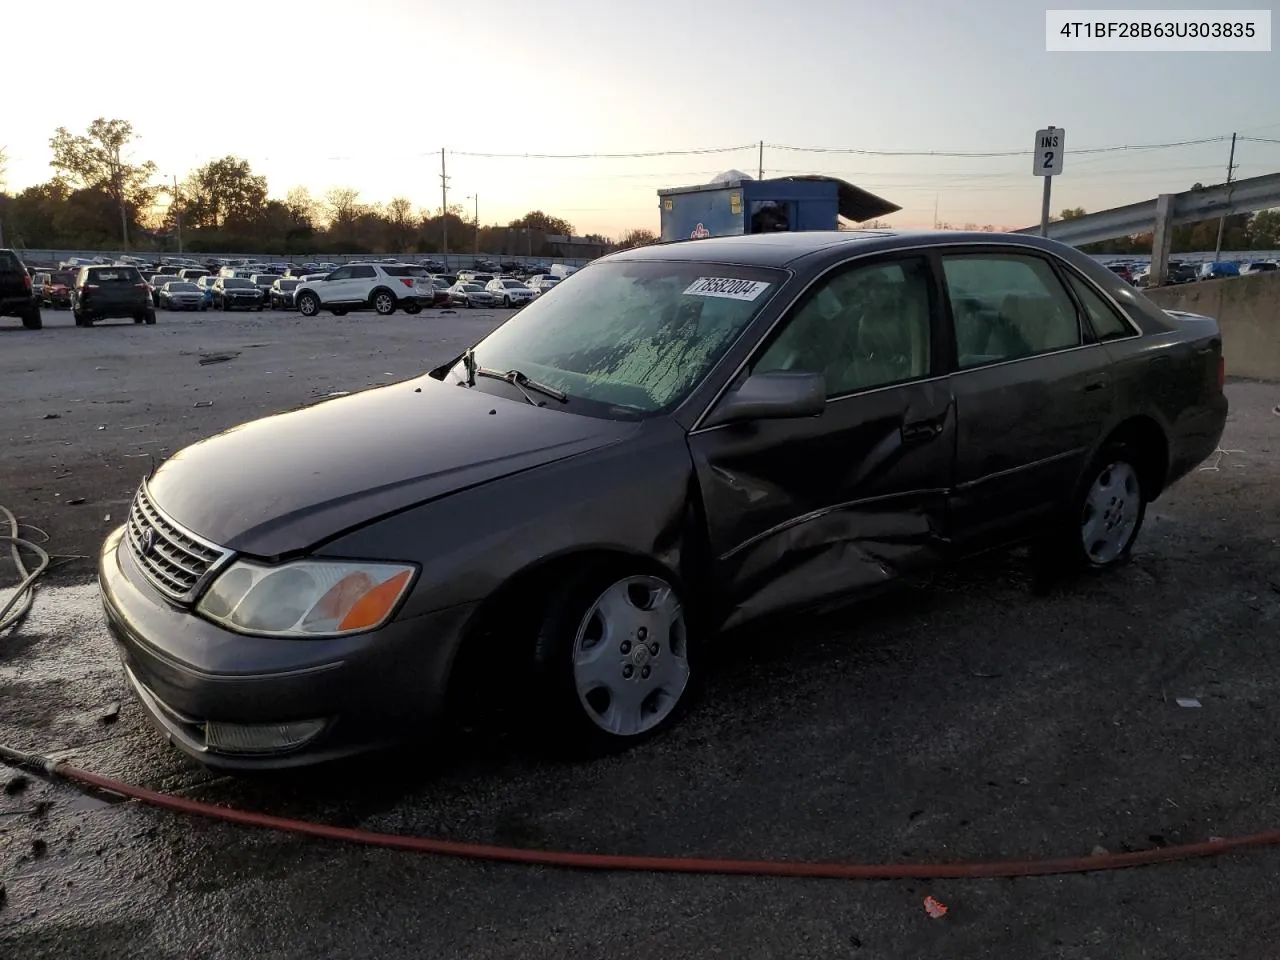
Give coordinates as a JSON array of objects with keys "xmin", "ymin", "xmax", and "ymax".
[{"xmin": 658, "ymin": 173, "xmax": 900, "ymax": 243}]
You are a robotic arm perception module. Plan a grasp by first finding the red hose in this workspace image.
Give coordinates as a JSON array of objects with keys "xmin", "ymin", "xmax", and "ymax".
[{"xmin": 54, "ymin": 761, "xmax": 1280, "ymax": 880}]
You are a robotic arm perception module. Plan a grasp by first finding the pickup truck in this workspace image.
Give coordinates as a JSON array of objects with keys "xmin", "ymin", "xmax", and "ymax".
[{"xmin": 0, "ymin": 249, "xmax": 42, "ymax": 329}]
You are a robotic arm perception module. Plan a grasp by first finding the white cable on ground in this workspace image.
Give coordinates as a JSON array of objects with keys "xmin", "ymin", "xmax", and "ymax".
[{"xmin": 1, "ymin": 504, "xmax": 51, "ymax": 633}]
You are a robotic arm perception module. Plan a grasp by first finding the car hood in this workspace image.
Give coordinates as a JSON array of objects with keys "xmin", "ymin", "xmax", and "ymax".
[{"xmin": 146, "ymin": 374, "xmax": 634, "ymax": 557}]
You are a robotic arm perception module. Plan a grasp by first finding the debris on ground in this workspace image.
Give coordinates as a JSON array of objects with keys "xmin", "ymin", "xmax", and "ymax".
[
  {"xmin": 923, "ymin": 895, "xmax": 948, "ymax": 919},
  {"xmin": 100, "ymin": 702, "xmax": 121, "ymax": 725},
  {"xmin": 1092, "ymin": 844, "xmax": 1109, "ymax": 856},
  {"xmin": 31, "ymin": 838, "xmax": 48, "ymax": 858},
  {"xmin": 198, "ymin": 352, "xmax": 241, "ymax": 366},
  {"xmin": 3, "ymin": 775, "xmax": 30, "ymax": 796},
  {"xmin": 193, "ymin": 400, "xmax": 214, "ymax": 408},
  {"xmin": 67, "ymin": 497, "xmax": 86, "ymax": 506},
  {"xmin": 41, "ymin": 413, "xmax": 60, "ymax": 420},
  {"xmin": 1176, "ymin": 697, "xmax": 1202, "ymax": 708}
]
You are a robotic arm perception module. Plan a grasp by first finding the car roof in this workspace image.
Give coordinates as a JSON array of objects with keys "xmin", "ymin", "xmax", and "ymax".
[{"xmin": 604, "ymin": 229, "xmax": 1086, "ymax": 268}]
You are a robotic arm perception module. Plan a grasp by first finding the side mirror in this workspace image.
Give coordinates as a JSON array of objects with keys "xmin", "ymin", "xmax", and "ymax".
[{"xmin": 701, "ymin": 371, "xmax": 826, "ymax": 429}]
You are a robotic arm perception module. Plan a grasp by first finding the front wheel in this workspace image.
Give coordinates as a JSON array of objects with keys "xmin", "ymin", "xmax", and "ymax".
[
  {"xmin": 532, "ymin": 570, "xmax": 695, "ymax": 753},
  {"xmin": 297, "ymin": 293, "xmax": 319, "ymax": 317},
  {"xmin": 144, "ymin": 311, "xmax": 156, "ymax": 325},
  {"xmin": 22, "ymin": 307, "xmax": 42, "ymax": 330},
  {"xmin": 503, "ymin": 295, "xmax": 512, "ymax": 308}
]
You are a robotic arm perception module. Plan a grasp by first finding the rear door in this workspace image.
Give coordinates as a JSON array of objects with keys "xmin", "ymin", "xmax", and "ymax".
[
  {"xmin": 688, "ymin": 254, "xmax": 956, "ymax": 628},
  {"xmin": 87, "ymin": 267, "xmax": 145, "ymax": 309},
  {"xmin": 938, "ymin": 247, "xmax": 1114, "ymax": 551}
]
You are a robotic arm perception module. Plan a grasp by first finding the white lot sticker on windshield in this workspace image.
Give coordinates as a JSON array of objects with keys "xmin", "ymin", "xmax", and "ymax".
[{"xmin": 683, "ymin": 277, "xmax": 771, "ymax": 301}]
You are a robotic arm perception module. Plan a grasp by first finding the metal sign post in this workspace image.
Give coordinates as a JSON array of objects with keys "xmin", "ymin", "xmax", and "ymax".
[{"xmin": 1034, "ymin": 125, "xmax": 1065, "ymax": 237}]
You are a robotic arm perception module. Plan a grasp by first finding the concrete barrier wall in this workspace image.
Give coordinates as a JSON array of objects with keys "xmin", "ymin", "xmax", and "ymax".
[{"xmin": 1145, "ymin": 273, "xmax": 1280, "ymax": 382}]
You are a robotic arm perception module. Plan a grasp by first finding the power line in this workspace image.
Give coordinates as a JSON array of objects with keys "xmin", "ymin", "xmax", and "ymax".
[
  {"xmin": 450, "ymin": 144, "xmax": 758, "ymax": 159},
  {"xmin": 763, "ymin": 135, "xmax": 1232, "ymax": 158}
]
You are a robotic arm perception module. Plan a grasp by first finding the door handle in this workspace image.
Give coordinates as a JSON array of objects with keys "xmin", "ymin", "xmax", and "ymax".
[
  {"xmin": 1083, "ymin": 374, "xmax": 1110, "ymax": 393},
  {"xmin": 901, "ymin": 418, "xmax": 945, "ymax": 443}
]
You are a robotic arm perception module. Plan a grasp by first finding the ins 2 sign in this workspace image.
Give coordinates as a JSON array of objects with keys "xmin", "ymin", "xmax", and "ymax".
[{"xmin": 1034, "ymin": 128, "xmax": 1065, "ymax": 177}]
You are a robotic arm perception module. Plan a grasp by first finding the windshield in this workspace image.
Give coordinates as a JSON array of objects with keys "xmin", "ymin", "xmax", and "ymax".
[
  {"xmin": 455, "ymin": 260, "xmax": 784, "ymax": 416},
  {"xmin": 502, "ymin": 279, "xmax": 525, "ymax": 288},
  {"xmin": 462, "ymin": 283, "xmax": 483, "ymax": 291},
  {"xmin": 223, "ymin": 279, "xmax": 254, "ymax": 289},
  {"xmin": 167, "ymin": 282, "xmax": 198, "ymax": 292},
  {"xmin": 51, "ymin": 272, "xmax": 75, "ymax": 285}
]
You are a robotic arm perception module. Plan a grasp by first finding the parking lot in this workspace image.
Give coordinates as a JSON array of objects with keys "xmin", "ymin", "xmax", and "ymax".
[{"xmin": 2, "ymin": 307, "xmax": 1280, "ymax": 958}]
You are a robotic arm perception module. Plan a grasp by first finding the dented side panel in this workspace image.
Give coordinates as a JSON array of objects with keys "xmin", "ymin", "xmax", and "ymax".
[{"xmin": 688, "ymin": 379, "xmax": 956, "ymax": 629}]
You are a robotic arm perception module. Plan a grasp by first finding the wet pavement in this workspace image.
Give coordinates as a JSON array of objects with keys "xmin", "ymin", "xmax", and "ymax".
[{"xmin": 2, "ymin": 317, "xmax": 1280, "ymax": 958}]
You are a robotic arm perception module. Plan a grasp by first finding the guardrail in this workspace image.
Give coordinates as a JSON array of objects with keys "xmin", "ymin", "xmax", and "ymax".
[{"xmin": 12, "ymin": 250, "xmax": 594, "ymax": 271}]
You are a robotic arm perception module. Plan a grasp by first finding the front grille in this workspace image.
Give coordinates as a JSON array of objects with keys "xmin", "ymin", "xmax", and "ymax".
[{"xmin": 126, "ymin": 484, "xmax": 231, "ymax": 602}]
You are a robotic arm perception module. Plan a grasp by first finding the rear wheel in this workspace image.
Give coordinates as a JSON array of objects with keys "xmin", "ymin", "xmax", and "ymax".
[
  {"xmin": 403, "ymin": 303, "xmax": 421, "ymax": 315},
  {"xmin": 133, "ymin": 313, "xmax": 145, "ymax": 324},
  {"xmin": 22, "ymin": 307, "xmax": 42, "ymax": 330},
  {"xmin": 73, "ymin": 310, "xmax": 90, "ymax": 327},
  {"xmin": 373, "ymin": 290, "xmax": 396, "ymax": 315},
  {"xmin": 144, "ymin": 311, "xmax": 157, "ymax": 325},
  {"xmin": 1041, "ymin": 441, "xmax": 1148, "ymax": 576}
]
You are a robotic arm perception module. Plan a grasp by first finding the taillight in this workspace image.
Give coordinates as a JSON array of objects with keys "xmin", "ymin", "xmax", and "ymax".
[
  {"xmin": 23, "ymin": 273, "xmax": 32, "ymax": 291},
  {"xmin": 1217, "ymin": 356, "xmax": 1225, "ymax": 391},
  {"xmin": 81, "ymin": 284, "xmax": 99, "ymax": 293},
  {"xmin": 400, "ymin": 278, "xmax": 414, "ymax": 289},
  {"xmin": 136, "ymin": 283, "xmax": 148, "ymax": 290}
]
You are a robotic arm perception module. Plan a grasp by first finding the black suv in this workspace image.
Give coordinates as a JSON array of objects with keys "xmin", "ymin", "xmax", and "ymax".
[
  {"xmin": 72, "ymin": 265, "xmax": 157, "ymax": 326},
  {"xmin": 0, "ymin": 249, "xmax": 42, "ymax": 329}
]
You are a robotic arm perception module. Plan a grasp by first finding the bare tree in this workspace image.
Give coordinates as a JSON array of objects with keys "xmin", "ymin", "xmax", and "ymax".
[
  {"xmin": 325, "ymin": 187, "xmax": 362, "ymax": 229},
  {"xmin": 49, "ymin": 119, "xmax": 158, "ymax": 248}
]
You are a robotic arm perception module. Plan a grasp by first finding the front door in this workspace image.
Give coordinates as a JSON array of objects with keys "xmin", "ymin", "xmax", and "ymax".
[
  {"xmin": 687, "ymin": 254, "xmax": 956, "ymax": 629},
  {"xmin": 318, "ymin": 265, "xmax": 354, "ymax": 304},
  {"xmin": 937, "ymin": 248, "xmax": 1115, "ymax": 550}
]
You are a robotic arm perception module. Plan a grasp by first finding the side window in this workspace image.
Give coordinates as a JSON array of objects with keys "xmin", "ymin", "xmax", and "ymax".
[
  {"xmin": 941, "ymin": 253, "xmax": 1081, "ymax": 369},
  {"xmin": 1062, "ymin": 272, "xmax": 1136, "ymax": 341},
  {"xmin": 351, "ymin": 265, "xmax": 376, "ymax": 279},
  {"xmin": 327, "ymin": 266, "xmax": 352, "ymax": 281},
  {"xmin": 754, "ymin": 257, "xmax": 934, "ymax": 398}
]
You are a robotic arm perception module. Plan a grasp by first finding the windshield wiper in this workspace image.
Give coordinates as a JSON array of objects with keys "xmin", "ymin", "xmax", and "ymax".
[{"xmin": 474, "ymin": 366, "xmax": 568, "ymax": 404}]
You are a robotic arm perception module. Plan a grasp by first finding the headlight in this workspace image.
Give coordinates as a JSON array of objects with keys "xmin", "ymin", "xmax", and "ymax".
[{"xmin": 196, "ymin": 559, "xmax": 416, "ymax": 638}]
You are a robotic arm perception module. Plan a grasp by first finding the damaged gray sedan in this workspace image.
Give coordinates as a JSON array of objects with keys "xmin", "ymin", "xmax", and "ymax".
[{"xmin": 98, "ymin": 230, "xmax": 1228, "ymax": 769}]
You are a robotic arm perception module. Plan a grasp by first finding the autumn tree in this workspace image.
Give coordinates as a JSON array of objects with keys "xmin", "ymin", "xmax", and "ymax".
[
  {"xmin": 284, "ymin": 186, "xmax": 319, "ymax": 228},
  {"xmin": 386, "ymin": 196, "xmax": 416, "ymax": 250},
  {"xmin": 49, "ymin": 118, "xmax": 158, "ymax": 247},
  {"xmin": 183, "ymin": 156, "xmax": 268, "ymax": 229},
  {"xmin": 325, "ymin": 187, "xmax": 362, "ymax": 229},
  {"xmin": 509, "ymin": 210, "xmax": 574, "ymax": 237},
  {"xmin": 615, "ymin": 228, "xmax": 657, "ymax": 249}
]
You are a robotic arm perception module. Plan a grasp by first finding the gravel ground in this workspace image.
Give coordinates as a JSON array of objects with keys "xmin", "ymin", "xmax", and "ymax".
[{"xmin": 2, "ymin": 308, "xmax": 1279, "ymax": 959}]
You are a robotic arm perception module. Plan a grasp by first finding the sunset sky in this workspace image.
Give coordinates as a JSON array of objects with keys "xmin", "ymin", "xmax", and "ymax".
[{"xmin": 6, "ymin": 0, "xmax": 1279, "ymax": 237}]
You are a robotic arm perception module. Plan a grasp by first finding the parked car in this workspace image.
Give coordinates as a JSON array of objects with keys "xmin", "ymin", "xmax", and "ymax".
[
  {"xmin": 270, "ymin": 278, "xmax": 301, "ymax": 309},
  {"xmin": 428, "ymin": 277, "xmax": 452, "ymax": 307},
  {"xmin": 96, "ymin": 230, "xmax": 1228, "ymax": 769},
  {"xmin": 42, "ymin": 270, "xmax": 76, "ymax": 309},
  {"xmin": 486, "ymin": 277, "xmax": 535, "ymax": 307},
  {"xmin": 0, "ymin": 249, "xmax": 41, "ymax": 329},
  {"xmin": 72, "ymin": 265, "xmax": 155, "ymax": 326},
  {"xmin": 1238, "ymin": 261, "xmax": 1277, "ymax": 275},
  {"xmin": 158, "ymin": 280, "xmax": 207, "ymax": 311},
  {"xmin": 294, "ymin": 263, "xmax": 437, "ymax": 317},
  {"xmin": 249, "ymin": 274, "xmax": 278, "ymax": 301},
  {"xmin": 447, "ymin": 281, "xmax": 496, "ymax": 308},
  {"xmin": 526, "ymin": 276, "xmax": 560, "ymax": 296},
  {"xmin": 31, "ymin": 272, "xmax": 49, "ymax": 303},
  {"xmin": 179, "ymin": 267, "xmax": 211, "ymax": 283},
  {"xmin": 212, "ymin": 277, "xmax": 265, "ymax": 311},
  {"xmin": 1197, "ymin": 261, "xmax": 1240, "ymax": 281},
  {"xmin": 144, "ymin": 273, "xmax": 173, "ymax": 306}
]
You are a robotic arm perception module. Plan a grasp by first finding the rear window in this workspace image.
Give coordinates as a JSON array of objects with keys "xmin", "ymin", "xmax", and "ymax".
[
  {"xmin": 89, "ymin": 268, "xmax": 142, "ymax": 282},
  {"xmin": 383, "ymin": 266, "xmax": 429, "ymax": 277},
  {"xmin": 0, "ymin": 251, "xmax": 22, "ymax": 271},
  {"xmin": 166, "ymin": 282, "xmax": 199, "ymax": 292}
]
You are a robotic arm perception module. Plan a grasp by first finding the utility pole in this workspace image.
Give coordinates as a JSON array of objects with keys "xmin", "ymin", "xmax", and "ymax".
[
  {"xmin": 439, "ymin": 149, "xmax": 450, "ymax": 264},
  {"xmin": 933, "ymin": 193, "xmax": 940, "ymax": 229},
  {"xmin": 758, "ymin": 140, "xmax": 764, "ymax": 180},
  {"xmin": 173, "ymin": 174, "xmax": 183, "ymax": 254},
  {"xmin": 473, "ymin": 194, "xmax": 479, "ymax": 257},
  {"xmin": 1212, "ymin": 132, "xmax": 1237, "ymax": 263}
]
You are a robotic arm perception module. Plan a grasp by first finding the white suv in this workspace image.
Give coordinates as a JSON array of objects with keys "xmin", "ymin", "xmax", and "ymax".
[
  {"xmin": 485, "ymin": 277, "xmax": 535, "ymax": 308},
  {"xmin": 295, "ymin": 263, "xmax": 437, "ymax": 317}
]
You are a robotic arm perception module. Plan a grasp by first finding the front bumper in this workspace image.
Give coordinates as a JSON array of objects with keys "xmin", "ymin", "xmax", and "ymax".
[
  {"xmin": 97, "ymin": 525, "xmax": 477, "ymax": 770},
  {"xmin": 223, "ymin": 296, "xmax": 262, "ymax": 310}
]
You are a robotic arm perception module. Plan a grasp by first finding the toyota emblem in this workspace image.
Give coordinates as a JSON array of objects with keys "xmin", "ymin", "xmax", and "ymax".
[{"xmin": 139, "ymin": 527, "xmax": 157, "ymax": 557}]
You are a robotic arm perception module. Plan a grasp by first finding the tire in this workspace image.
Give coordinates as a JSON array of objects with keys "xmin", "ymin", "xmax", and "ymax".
[
  {"xmin": 531, "ymin": 568, "xmax": 696, "ymax": 753},
  {"xmin": 22, "ymin": 307, "xmax": 42, "ymax": 330},
  {"xmin": 201, "ymin": 303, "xmax": 208, "ymax": 311},
  {"xmin": 73, "ymin": 310, "xmax": 90, "ymax": 327},
  {"xmin": 144, "ymin": 311, "xmax": 156, "ymax": 325},
  {"xmin": 466, "ymin": 300, "xmax": 474, "ymax": 309},
  {"xmin": 297, "ymin": 292, "xmax": 319, "ymax": 317},
  {"xmin": 503, "ymin": 295, "xmax": 511, "ymax": 308},
  {"xmin": 257, "ymin": 304, "xmax": 263, "ymax": 311},
  {"xmin": 1047, "ymin": 442, "xmax": 1148, "ymax": 574},
  {"xmin": 372, "ymin": 290, "xmax": 396, "ymax": 316},
  {"xmin": 133, "ymin": 313, "xmax": 145, "ymax": 324},
  {"xmin": 403, "ymin": 303, "xmax": 421, "ymax": 315}
]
